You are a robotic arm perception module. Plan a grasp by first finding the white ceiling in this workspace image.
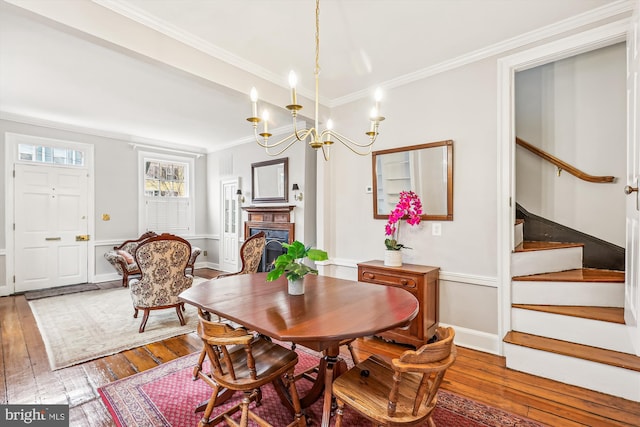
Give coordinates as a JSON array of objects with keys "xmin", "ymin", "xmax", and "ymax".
[{"xmin": 0, "ymin": 0, "xmax": 625, "ymax": 153}]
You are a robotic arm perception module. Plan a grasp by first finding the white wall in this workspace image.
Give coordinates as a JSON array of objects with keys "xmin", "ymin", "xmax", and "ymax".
[
  {"xmin": 207, "ymin": 128, "xmax": 311, "ymax": 249},
  {"xmin": 315, "ymin": 56, "xmax": 501, "ymax": 344},
  {"xmin": 515, "ymin": 43, "xmax": 626, "ymax": 246}
]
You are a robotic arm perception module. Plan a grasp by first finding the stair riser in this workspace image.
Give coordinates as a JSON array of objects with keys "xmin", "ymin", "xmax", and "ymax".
[
  {"xmin": 514, "ymin": 223, "xmax": 523, "ymax": 249},
  {"xmin": 512, "ymin": 281, "xmax": 624, "ymax": 307},
  {"xmin": 511, "ymin": 247, "xmax": 582, "ymax": 277},
  {"xmin": 504, "ymin": 343, "xmax": 640, "ymax": 402},
  {"xmin": 511, "ymin": 309, "xmax": 634, "ymax": 354}
]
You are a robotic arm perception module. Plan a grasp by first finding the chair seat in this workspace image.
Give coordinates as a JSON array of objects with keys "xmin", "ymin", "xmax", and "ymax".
[
  {"xmin": 213, "ymin": 337, "xmax": 299, "ymax": 390},
  {"xmin": 333, "ymin": 355, "xmax": 435, "ymax": 425}
]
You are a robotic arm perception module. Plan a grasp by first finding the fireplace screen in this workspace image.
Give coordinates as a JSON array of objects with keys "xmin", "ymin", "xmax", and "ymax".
[{"xmin": 249, "ymin": 228, "xmax": 289, "ymax": 272}]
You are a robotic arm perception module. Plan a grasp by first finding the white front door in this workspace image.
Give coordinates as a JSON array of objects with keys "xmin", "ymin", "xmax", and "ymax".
[
  {"xmin": 624, "ymin": 0, "xmax": 640, "ymax": 356},
  {"xmin": 220, "ymin": 179, "xmax": 240, "ymax": 273},
  {"xmin": 14, "ymin": 163, "xmax": 89, "ymax": 292}
]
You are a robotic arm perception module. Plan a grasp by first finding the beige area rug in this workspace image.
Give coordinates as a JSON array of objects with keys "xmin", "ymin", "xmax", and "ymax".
[{"xmin": 28, "ymin": 277, "xmax": 209, "ymax": 370}]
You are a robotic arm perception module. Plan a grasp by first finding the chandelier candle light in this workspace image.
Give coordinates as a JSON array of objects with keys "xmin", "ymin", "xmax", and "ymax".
[
  {"xmin": 246, "ymin": 0, "xmax": 385, "ymax": 161},
  {"xmin": 384, "ymin": 191, "xmax": 423, "ymax": 266}
]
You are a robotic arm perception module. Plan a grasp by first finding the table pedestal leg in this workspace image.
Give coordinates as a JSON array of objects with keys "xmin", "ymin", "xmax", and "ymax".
[{"xmin": 273, "ymin": 345, "xmax": 348, "ymax": 425}]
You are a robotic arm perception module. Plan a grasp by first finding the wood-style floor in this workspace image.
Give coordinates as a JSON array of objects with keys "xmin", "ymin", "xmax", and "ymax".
[{"xmin": 1, "ymin": 269, "xmax": 639, "ymax": 426}]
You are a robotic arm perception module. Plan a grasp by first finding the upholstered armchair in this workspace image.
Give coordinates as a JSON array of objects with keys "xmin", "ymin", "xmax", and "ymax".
[
  {"xmin": 104, "ymin": 231, "xmax": 201, "ymax": 287},
  {"xmin": 129, "ymin": 233, "xmax": 194, "ymax": 333}
]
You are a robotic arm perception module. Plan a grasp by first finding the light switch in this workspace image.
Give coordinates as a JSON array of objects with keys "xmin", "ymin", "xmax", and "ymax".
[{"xmin": 432, "ymin": 223, "xmax": 442, "ymax": 236}]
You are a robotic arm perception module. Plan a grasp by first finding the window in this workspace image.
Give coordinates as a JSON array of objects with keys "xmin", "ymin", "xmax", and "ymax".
[
  {"xmin": 144, "ymin": 160, "xmax": 187, "ymax": 197},
  {"xmin": 18, "ymin": 143, "xmax": 84, "ymax": 166},
  {"xmin": 139, "ymin": 152, "xmax": 195, "ymax": 235}
]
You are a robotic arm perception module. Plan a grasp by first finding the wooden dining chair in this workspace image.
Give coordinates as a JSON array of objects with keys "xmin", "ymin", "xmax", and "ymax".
[
  {"xmin": 194, "ymin": 314, "xmax": 306, "ymax": 427},
  {"xmin": 192, "ymin": 231, "xmax": 266, "ymax": 379},
  {"xmin": 332, "ymin": 326, "xmax": 456, "ymax": 427}
]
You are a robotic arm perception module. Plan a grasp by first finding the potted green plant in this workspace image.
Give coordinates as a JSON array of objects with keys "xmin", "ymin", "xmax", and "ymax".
[{"xmin": 266, "ymin": 241, "xmax": 328, "ymax": 295}]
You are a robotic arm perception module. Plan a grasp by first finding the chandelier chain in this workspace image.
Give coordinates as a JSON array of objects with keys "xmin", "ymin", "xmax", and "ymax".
[{"xmin": 315, "ymin": 0, "xmax": 320, "ymax": 76}]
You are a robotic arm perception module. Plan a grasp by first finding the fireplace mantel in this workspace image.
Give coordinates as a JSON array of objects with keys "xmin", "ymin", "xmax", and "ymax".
[
  {"xmin": 243, "ymin": 206, "xmax": 295, "ymax": 271},
  {"xmin": 242, "ymin": 205, "xmax": 295, "ymax": 244}
]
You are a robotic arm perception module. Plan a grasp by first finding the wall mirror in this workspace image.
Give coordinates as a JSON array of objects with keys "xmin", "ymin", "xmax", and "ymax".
[
  {"xmin": 251, "ymin": 157, "xmax": 288, "ymax": 203},
  {"xmin": 372, "ymin": 140, "xmax": 453, "ymax": 220}
]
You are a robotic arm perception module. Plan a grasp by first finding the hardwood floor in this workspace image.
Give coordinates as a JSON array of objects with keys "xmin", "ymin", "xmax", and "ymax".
[{"xmin": 1, "ymin": 268, "xmax": 639, "ymax": 426}]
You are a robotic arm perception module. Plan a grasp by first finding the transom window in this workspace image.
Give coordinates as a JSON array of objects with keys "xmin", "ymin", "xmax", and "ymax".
[{"xmin": 18, "ymin": 143, "xmax": 84, "ymax": 166}]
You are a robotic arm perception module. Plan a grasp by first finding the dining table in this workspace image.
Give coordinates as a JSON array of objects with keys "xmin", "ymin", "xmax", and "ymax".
[{"xmin": 179, "ymin": 272, "xmax": 419, "ymax": 427}]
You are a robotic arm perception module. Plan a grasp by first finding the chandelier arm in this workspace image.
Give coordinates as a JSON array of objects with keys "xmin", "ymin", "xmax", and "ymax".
[
  {"xmin": 253, "ymin": 129, "xmax": 310, "ymax": 149},
  {"xmin": 320, "ymin": 144, "xmax": 330, "ymax": 161},
  {"xmin": 265, "ymin": 137, "xmax": 301, "ymax": 157},
  {"xmin": 330, "ymin": 130, "xmax": 378, "ymax": 148},
  {"xmin": 292, "ymin": 116, "xmax": 314, "ymax": 142}
]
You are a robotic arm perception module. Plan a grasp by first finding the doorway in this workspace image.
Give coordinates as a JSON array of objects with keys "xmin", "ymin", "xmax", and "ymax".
[
  {"xmin": 5, "ymin": 133, "xmax": 94, "ymax": 294},
  {"xmin": 497, "ymin": 21, "xmax": 631, "ymax": 353},
  {"xmin": 220, "ymin": 178, "xmax": 240, "ymax": 273}
]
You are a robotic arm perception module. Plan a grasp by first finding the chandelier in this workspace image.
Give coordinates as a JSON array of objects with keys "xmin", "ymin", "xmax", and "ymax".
[{"xmin": 246, "ymin": 0, "xmax": 384, "ymax": 161}]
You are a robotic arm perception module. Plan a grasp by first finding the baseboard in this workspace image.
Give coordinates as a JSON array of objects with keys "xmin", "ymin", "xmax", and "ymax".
[{"xmin": 440, "ymin": 322, "xmax": 501, "ymax": 355}]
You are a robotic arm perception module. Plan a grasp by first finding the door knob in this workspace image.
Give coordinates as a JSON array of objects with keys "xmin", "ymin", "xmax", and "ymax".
[{"xmin": 624, "ymin": 185, "xmax": 639, "ymax": 194}]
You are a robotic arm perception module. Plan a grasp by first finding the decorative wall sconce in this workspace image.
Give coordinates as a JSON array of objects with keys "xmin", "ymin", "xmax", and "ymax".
[
  {"xmin": 292, "ymin": 184, "xmax": 303, "ymax": 201},
  {"xmin": 236, "ymin": 189, "xmax": 245, "ymax": 203}
]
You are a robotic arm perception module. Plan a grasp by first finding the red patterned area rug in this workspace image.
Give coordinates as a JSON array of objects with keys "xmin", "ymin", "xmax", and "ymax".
[{"xmin": 99, "ymin": 348, "xmax": 545, "ymax": 427}]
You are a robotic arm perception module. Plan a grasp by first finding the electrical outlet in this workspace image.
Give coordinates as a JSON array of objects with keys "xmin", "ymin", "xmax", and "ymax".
[
  {"xmin": 203, "ymin": 250, "xmax": 208, "ymax": 256},
  {"xmin": 432, "ymin": 223, "xmax": 442, "ymax": 236}
]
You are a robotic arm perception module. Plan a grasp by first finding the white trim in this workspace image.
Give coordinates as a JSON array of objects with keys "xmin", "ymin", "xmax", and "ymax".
[
  {"xmin": 0, "ymin": 111, "xmax": 207, "ymax": 155},
  {"xmin": 497, "ymin": 20, "xmax": 629, "ymax": 355},
  {"xmin": 130, "ymin": 142, "xmax": 203, "ymax": 158},
  {"xmin": 4, "ymin": 132, "xmax": 95, "ymax": 295},
  {"xmin": 439, "ymin": 322, "xmax": 501, "ymax": 355},
  {"xmin": 93, "ymin": 0, "xmax": 633, "ymax": 108},
  {"xmin": 319, "ymin": 258, "xmax": 497, "ymax": 288}
]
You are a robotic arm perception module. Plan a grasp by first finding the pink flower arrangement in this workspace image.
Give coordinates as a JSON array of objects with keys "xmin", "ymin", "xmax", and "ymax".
[{"xmin": 384, "ymin": 191, "xmax": 423, "ymax": 250}]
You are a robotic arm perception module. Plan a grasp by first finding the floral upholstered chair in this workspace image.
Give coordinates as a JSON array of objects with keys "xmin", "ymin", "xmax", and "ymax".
[
  {"xmin": 104, "ymin": 231, "xmax": 157, "ymax": 287},
  {"xmin": 105, "ymin": 231, "xmax": 201, "ymax": 287},
  {"xmin": 129, "ymin": 233, "xmax": 194, "ymax": 333},
  {"xmin": 216, "ymin": 231, "xmax": 266, "ymax": 278}
]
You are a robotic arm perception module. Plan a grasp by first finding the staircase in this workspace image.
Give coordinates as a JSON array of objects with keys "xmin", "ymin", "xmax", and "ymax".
[{"xmin": 503, "ymin": 219, "xmax": 640, "ymax": 402}]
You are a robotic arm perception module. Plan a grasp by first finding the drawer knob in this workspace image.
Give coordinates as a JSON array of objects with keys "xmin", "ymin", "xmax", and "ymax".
[
  {"xmin": 364, "ymin": 273, "xmax": 375, "ymax": 279},
  {"xmin": 400, "ymin": 279, "xmax": 408, "ymax": 286}
]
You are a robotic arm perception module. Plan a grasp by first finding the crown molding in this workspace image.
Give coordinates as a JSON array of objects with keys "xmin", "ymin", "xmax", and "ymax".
[
  {"xmin": 92, "ymin": 0, "xmax": 632, "ymax": 109},
  {"xmin": 0, "ymin": 111, "xmax": 208, "ymax": 155},
  {"xmin": 331, "ymin": 0, "xmax": 633, "ymax": 107},
  {"xmin": 91, "ymin": 0, "xmax": 315, "ymax": 102},
  {"xmin": 94, "ymin": 0, "xmax": 632, "ymax": 108}
]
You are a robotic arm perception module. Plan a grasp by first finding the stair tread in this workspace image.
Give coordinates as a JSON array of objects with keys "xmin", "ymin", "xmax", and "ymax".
[
  {"xmin": 512, "ymin": 304, "xmax": 624, "ymax": 324},
  {"xmin": 514, "ymin": 241, "xmax": 584, "ymax": 252},
  {"xmin": 513, "ymin": 268, "xmax": 625, "ymax": 282},
  {"xmin": 504, "ymin": 331, "xmax": 640, "ymax": 372}
]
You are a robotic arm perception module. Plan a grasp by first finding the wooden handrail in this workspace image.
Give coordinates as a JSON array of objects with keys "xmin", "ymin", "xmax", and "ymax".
[{"xmin": 515, "ymin": 137, "xmax": 615, "ymax": 183}]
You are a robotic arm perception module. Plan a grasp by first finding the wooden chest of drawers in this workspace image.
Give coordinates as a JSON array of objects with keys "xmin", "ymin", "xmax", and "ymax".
[{"xmin": 357, "ymin": 260, "xmax": 439, "ymax": 347}]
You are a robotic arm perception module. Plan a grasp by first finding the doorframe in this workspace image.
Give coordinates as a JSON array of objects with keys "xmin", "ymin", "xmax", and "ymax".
[
  {"xmin": 496, "ymin": 20, "xmax": 629, "ymax": 354},
  {"xmin": 3, "ymin": 133, "xmax": 95, "ymax": 296},
  {"xmin": 219, "ymin": 177, "xmax": 240, "ymax": 273}
]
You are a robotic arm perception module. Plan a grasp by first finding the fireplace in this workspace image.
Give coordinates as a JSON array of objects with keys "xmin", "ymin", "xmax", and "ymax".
[{"xmin": 243, "ymin": 206, "xmax": 294, "ymax": 272}]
